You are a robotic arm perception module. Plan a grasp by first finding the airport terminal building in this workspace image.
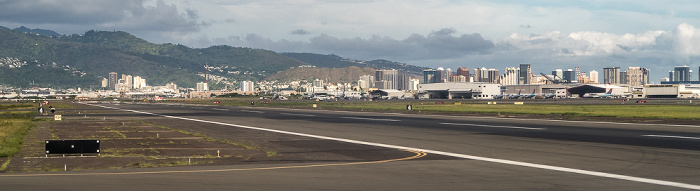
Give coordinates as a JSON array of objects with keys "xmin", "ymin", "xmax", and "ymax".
[{"xmin": 417, "ymin": 82, "xmax": 501, "ymax": 99}]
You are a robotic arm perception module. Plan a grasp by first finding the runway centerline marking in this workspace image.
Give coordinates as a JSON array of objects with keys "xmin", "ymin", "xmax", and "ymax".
[
  {"xmin": 82, "ymin": 103, "xmax": 700, "ymax": 190},
  {"xmin": 0, "ymin": 150, "xmax": 425, "ymax": 177},
  {"xmin": 341, "ymin": 117, "xmax": 400, "ymax": 122},
  {"xmin": 212, "ymin": 108, "xmax": 229, "ymax": 111},
  {"xmin": 440, "ymin": 122, "xmax": 545, "ymax": 130},
  {"xmin": 643, "ymin": 135, "xmax": 700, "ymax": 140}
]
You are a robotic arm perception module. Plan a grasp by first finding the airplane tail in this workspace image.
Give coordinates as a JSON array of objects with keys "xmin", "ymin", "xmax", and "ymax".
[{"xmin": 606, "ymin": 89, "xmax": 613, "ymax": 94}]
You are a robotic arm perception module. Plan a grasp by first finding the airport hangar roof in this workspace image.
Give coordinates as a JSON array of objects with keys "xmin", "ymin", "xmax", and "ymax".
[{"xmin": 567, "ymin": 84, "xmax": 624, "ymax": 97}]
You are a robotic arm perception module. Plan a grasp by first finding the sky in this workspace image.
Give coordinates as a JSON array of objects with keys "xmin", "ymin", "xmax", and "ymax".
[{"xmin": 2, "ymin": 0, "xmax": 700, "ymax": 82}]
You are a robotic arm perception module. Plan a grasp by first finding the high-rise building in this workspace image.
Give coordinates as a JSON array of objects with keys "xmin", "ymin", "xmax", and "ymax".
[
  {"xmin": 627, "ymin": 67, "xmax": 649, "ymax": 86},
  {"xmin": 397, "ymin": 73, "xmax": 411, "ymax": 90},
  {"xmin": 603, "ymin": 67, "xmax": 621, "ymax": 84},
  {"xmin": 436, "ymin": 67, "xmax": 448, "ymax": 83},
  {"xmin": 108, "ymin": 72, "xmax": 118, "ymax": 89},
  {"xmin": 133, "ymin": 76, "xmax": 143, "ymax": 89},
  {"xmin": 124, "ymin": 75, "xmax": 133, "ymax": 89},
  {"xmin": 240, "ymin": 81, "xmax": 254, "ymax": 92},
  {"xmin": 589, "ymin": 70, "xmax": 599, "ymax": 83},
  {"xmin": 313, "ymin": 79, "xmax": 324, "ymax": 87},
  {"xmin": 473, "ymin": 68, "xmax": 481, "ymax": 82},
  {"xmin": 671, "ymin": 65, "xmax": 691, "ymax": 81},
  {"xmin": 552, "ymin": 69, "xmax": 563, "ymax": 82},
  {"xmin": 196, "ymin": 82, "xmax": 209, "ymax": 92},
  {"xmin": 423, "ymin": 69, "xmax": 438, "ymax": 84},
  {"xmin": 487, "ymin": 69, "xmax": 500, "ymax": 84},
  {"xmin": 519, "ymin": 64, "xmax": 531, "ymax": 85},
  {"xmin": 450, "ymin": 75, "xmax": 467, "ymax": 82},
  {"xmin": 619, "ymin": 71, "xmax": 628, "ymax": 85},
  {"xmin": 408, "ymin": 79, "xmax": 420, "ymax": 91},
  {"xmin": 457, "ymin": 67, "xmax": 470, "ymax": 82},
  {"xmin": 375, "ymin": 69, "xmax": 398, "ymax": 89},
  {"xmin": 500, "ymin": 67, "xmax": 520, "ymax": 85},
  {"xmin": 101, "ymin": 78, "xmax": 108, "ymax": 88},
  {"xmin": 445, "ymin": 68, "xmax": 452, "ymax": 82},
  {"xmin": 359, "ymin": 75, "xmax": 374, "ymax": 89},
  {"xmin": 563, "ymin": 69, "xmax": 577, "ymax": 83}
]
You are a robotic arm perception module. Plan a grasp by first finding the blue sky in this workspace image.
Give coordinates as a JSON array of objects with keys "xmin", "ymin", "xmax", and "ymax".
[{"xmin": 1, "ymin": 0, "xmax": 700, "ymax": 82}]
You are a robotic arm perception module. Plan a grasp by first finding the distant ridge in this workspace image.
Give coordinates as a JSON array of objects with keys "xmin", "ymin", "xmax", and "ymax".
[{"xmin": 13, "ymin": 26, "xmax": 62, "ymax": 36}]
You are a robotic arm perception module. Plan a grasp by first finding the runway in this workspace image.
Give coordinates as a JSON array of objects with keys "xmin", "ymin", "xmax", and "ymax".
[{"xmin": 4, "ymin": 102, "xmax": 700, "ymax": 190}]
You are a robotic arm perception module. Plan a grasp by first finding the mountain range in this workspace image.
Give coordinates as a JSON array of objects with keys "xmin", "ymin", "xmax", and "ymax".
[{"xmin": 0, "ymin": 26, "xmax": 428, "ymax": 89}]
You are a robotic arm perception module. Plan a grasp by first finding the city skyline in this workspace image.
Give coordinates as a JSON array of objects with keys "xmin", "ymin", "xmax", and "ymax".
[{"xmin": 2, "ymin": 1, "xmax": 700, "ymax": 83}]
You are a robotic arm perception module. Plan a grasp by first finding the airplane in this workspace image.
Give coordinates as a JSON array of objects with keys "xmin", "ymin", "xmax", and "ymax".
[
  {"xmin": 543, "ymin": 93, "xmax": 556, "ymax": 99},
  {"xmin": 494, "ymin": 91, "xmax": 505, "ymax": 99},
  {"xmin": 508, "ymin": 90, "xmax": 522, "ymax": 99},
  {"xmin": 523, "ymin": 89, "xmax": 537, "ymax": 99},
  {"xmin": 598, "ymin": 89, "xmax": 615, "ymax": 98}
]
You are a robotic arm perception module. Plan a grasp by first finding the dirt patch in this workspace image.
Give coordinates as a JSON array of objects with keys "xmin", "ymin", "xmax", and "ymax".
[{"xmin": 2, "ymin": 120, "xmax": 266, "ymax": 173}]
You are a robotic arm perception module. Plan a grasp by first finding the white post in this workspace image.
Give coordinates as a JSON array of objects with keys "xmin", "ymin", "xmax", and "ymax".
[{"xmin": 64, "ymin": 164, "xmax": 67, "ymax": 171}]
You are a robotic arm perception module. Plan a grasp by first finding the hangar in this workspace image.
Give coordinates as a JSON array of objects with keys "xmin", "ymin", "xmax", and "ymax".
[
  {"xmin": 567, "ymin": 84, "xmax": 627, "ymax": 98},
  {"xmin": 417, "ymin": 82, "xmax": 500, "ymax": 99}
]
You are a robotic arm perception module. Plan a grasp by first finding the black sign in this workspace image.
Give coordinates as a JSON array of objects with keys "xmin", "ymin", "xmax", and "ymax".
[{"xmin": 45, "ymin": 140, "xmax": 100, "ymax": 154}]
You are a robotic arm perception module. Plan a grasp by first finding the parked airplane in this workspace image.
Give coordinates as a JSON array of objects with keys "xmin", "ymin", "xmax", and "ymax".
[
  {"xmin": 494, "ymin": 93, "xmax": 505, "ymax": 99},
  {"xmin": 598, "ymin": 89, "xmax": 615, "ymax": 98},
  {"xmin": 523, "ymin": 89, "xmax": 537, "ymax": 99},
  {"xmin": 508, "ymin": 90, "xmax": 522, "ymax": 99},
  {"xmin": 544, "ymin": 93, "xmax": 556, "ymax": 99}
]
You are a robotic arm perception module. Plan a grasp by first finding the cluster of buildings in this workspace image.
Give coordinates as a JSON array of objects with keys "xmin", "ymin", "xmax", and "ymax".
[{"xmin": 3, "ymin": 65, "xmax": 700, "ymax": 100}]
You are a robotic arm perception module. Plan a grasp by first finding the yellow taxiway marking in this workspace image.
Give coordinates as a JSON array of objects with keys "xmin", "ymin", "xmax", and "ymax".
[{"xmin": 0, "ymin": 150, "xmax": 425, "ymax": 177}]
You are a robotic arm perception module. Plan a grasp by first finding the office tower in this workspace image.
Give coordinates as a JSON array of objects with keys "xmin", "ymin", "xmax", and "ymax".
[
  {"xmin": 589, "ymin": 70, "xmax": 599, "ymax": 83},
  {"xmin": 457, "ymin": 67, "xmax": 470, "ymax": 82},
  {"xmin": 473, "ymin": 68, "xmax": 481, "ymax": 82},
  {"xmin": 487, "ymin": 69, "xmax": 500, "ymax": 83},
  {"xmin": 627, "ymin": 67, "xmax": 649, "ymax": 86},
  {"xmin": 376, "ymin": 69, "xmax": 398, "ymax": 89},
  {"xmin": 672, "ymin": 65, "xmax": 691, "ymax": 81},
  {"xmin": 619, "ymin": 71, "xmax": 628, "ymax": 85},
  {"xmin": 445, "ymin": 68, "xmax": 452, "ymax": 81},
  {"xmin": 552, "ymin": 69, "xmax": 563, "ymax": 82},
  {"xmin": 359, "ymin": 75, "xmax": 374, "ymax": 89},
  {"xmin": 108, "ymin": 72, "xmax": 118, "ymax": 89},
  {"xmin": 603, "ymin": 67, "xmax": 621, "ymax": 84},
  {"xmin": 423, "ymin": 69, "xmax": 437, "ymax": 84},
  {"xmin": 563, "ymin": 69, "xmax": 577, "ymax": 83},
  {"xmin": 397, "ymin": 73, "xmax": 411, "ymax": 90},
  {"xmin": 519, "ymin": 64, "xmax": 531, "ymax": 85},
  {"xmin": 436, "ymin": 67, "xmax": 448, "ymax": 83}
]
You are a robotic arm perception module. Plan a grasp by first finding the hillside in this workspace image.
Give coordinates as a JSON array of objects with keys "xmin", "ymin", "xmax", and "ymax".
[
  {"xmin": 282, "ymin": 53, "xmax": 429, "ymax": 75},
  {"xmin": 266, "ymin": 66, "xmax": 376, "ymax": 83},
  {"xmin": 0, "ymin": 26, "xmax": 429, "ymax": 89}
]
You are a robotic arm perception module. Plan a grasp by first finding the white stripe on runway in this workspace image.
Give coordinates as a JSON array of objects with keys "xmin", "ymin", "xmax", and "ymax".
[
  {"xmin": 341, "ymin": 117, "xmax": 400, "ymax": 122},
  {"xmin": 440, "ymin": 122, "xmax": 545, "ymax": 130},
  {"xmin": 87, "ymin": 103, "xmax": 700, "ymax": 190},
  {"xmin": 643, "ymin": 134, "xmax": 700, "ymax": 140}
]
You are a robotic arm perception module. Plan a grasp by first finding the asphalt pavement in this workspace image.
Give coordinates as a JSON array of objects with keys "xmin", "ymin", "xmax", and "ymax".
[{"xmin": 4, "ymin": 102, "xmax": 700, "ymax": 190}]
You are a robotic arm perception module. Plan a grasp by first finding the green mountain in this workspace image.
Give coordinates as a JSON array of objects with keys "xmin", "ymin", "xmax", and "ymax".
[
  {"xmin": 0, "ymin": 27, "xmax": 428, "ymax": 89},
  {"xmin": 0, "ymin": 28, "xmax": 306, "ymax": 88},
  {"xmin": 281, "ymin": 53, "xmax": 429, "ymax": 75}
]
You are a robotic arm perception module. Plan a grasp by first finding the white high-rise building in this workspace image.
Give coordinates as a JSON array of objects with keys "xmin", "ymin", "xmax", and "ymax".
[
  {"xmin": 196, "ymin": 82, "xmax": 209, "ymax": 92},
  {"xmin": 359, "ymin": 75, "xmax": 374, "ymax": 89},
  {"xmin": 500, "ymin": 67, "xmax": 520, "ymax": 85},
  {"xmin": 240, "ymin": 81, "xmax": 254, "ymax": 92},
  {"xmin": 133, "ymin": 76, "xmax": 143, "ymax": 89},
  {"xmin": 589, "ymin": 70, "xmax": 599, "ymax": 83},
  {"xmin": 408, "ymin": 79, "xmax": 420, "ymax": 91},
  {"xmin": 124, "ymin": 75, "xmax": 133, "ymax": 89}
]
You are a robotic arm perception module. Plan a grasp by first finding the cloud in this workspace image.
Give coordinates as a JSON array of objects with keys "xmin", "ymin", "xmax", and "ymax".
[
  {"xmin": 290, "ymin": 29, "xmax": 310, "ymax": 35},
  {"xmin": 0, "ymin": 0, "xmax": 204, "ymax": 33}
]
